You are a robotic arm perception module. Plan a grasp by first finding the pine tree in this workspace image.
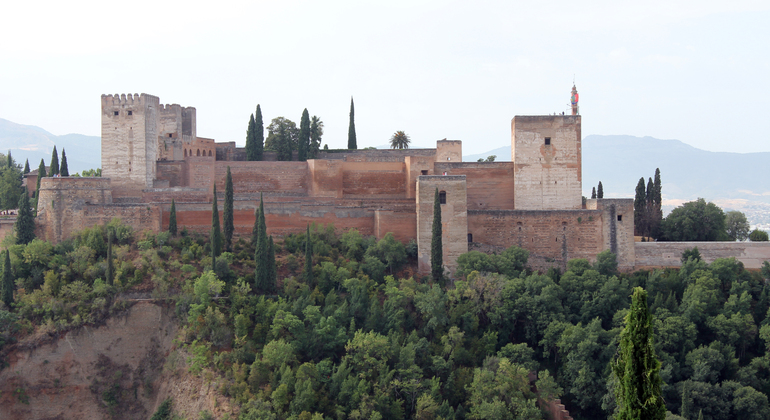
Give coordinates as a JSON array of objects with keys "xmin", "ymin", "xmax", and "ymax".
[
  {"xmin": 634, "ymin": 178, "xmax": 646, "ymax": 236},
  {"xmin": 49, "ymin": 146, "xmax": 59, "ymax": 177},
  {"xmin": 15, "ymin": 191, "xmax": 35, "ymax": 245},
  {"xmin": 23, "ymin": 159, "xmax": 30, "ymax": 174},
  {"xmin": 60, "ymin": 149, "xmax": 69, "ymax": 176},
  {"xmin": 348, "ymin": 97, "xmax": 357, "ymax": 149},
  {"xmin": 431, "ymin": 188, "xmax": 444, "ymax": 285},
  {"xmin": 2, "ymin": 250, "xmax": 13, "ymax": 309},
  {"xmin": 211, "ymin": 185, "xmax": 222, "ymax": 258},
  {"xmin": 298, "ymin": 108, "xmax": 310, "ymax": 161},
  {"xmin": 169, "ymin": 199, "xmax": 177, "ymax": 236},
  {"xmin": 597, "ymin": 181, "xmax": 604, "ymax": 199},
  {"xmin": 591, "ymin": 187, "xmax": 596, "ymax": 199},
  {"xmin": 304, "ymin": 224, "xmax": 313, "ymax": 283},
  {"xmin": 612, "ymin": 287, "xmax": 666, "ymax": 420},
  {"xmin": 106, "ymin": 228, "xmax": 114, "ymax": 286},
  {"xmin": 246, "ymin": 113, "xmax": 257, "ymax": 161},
  {"xmin": 255, "ymin": 105, "xmax": 264, "ymax": 161},
  {"xmin": 223, "ymin": 166, "xmax": 234, "ymax": 252}
]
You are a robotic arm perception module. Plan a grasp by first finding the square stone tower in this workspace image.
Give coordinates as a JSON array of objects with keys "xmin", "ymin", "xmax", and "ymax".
[
  {"xmin": 511, "ymin": 115, "xmax": 582, "ymax": 210},
  {"xmin": 416, "ymin": 175, "xmax": 468, "ymax": 275},
  {"xmin": 101, "ymin": 93, "xmax": 160, "ymax": 197}
]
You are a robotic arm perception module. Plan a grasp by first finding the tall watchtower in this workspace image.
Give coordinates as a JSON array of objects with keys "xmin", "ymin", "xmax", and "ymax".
[
  {"xmin": 511, "ymin": 88, "xmax": 582, "ymax": 210},
  {"xmin": 101, "ymin": 93, "xmax": 160, "ymax": 197}
]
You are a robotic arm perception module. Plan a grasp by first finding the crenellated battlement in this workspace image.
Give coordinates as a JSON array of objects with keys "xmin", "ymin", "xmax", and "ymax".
[{"xmin": 101, "ymin": 93, "xmax": 160, "ymax": 108}]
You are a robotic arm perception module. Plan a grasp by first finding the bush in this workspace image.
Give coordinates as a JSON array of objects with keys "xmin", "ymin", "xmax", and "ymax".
[{"xmin": 749, "ymin": 229, "xmax": 769, "ymax": 242}]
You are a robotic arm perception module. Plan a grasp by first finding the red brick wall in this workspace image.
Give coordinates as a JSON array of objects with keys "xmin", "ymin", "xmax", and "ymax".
[
  {"xmin": 374, "ymin": 210, "xmax": 417, "ymax": 243},
  {"xmin": 214, "ymin": 161, "xmax": 309, "ymax": 195},
  {"xmin": 156, "ymin": 161, "xmax": 186, "ymax": 187},
  {"xmin": 435, "ymin": 162, "xmax": 515, "ymax": 211},
  {"xmin": 342, "ymin": 162, "xmax": 406, "ymax": 197}
]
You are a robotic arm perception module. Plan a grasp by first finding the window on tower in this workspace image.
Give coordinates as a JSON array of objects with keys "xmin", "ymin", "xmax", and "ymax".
[{"xmin": 545, "ymin": 137, "xmax": 551, "ymax": 145}]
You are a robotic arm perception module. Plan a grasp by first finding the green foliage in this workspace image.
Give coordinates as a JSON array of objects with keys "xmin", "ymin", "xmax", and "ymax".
[
  {"xmin": 750, "ymin": 229, "xmax": 769, "ymax": 242},
  {"xmin": 23, "ymin": 159, "xmax": 30, "ymax": 174},
  {"xmin": 35, "ymin": 158, "xmax": 45, "ymax": 200},
  {"xmin": 389, "ymin": 131, "xmax": 411, "ymax": 149},
  {"xmin": 49, "ymin": 146, "xmax": 59, "ymax": 176},
  {"xmin": 612, "ymin": 287, "xmax": 666, "ymax": 420},
  {"xmin": 0, "ymin": 155, "xmax": 22, "ymax": 211},
  {"xmin": 431, "ymin": 188, "xmax": 443, "ymax": 285},
  {"xmin": 59, "ymin": 149, "xmax": 69, "ymax": 176},
  {"xmin": 304, "ymin": 224, "xmax": 313, "ymax": 283},
  {"xmin": 309, "ymin": 116, "xmax": 323, "ymax": 159},
  {"xmin": 2, "ymin": 250, "xmax": 14, "ymax": 308},
  {"xmin": 298, "ymin": 109, "xmax": 310, "ymax": 161},
  {"xmin": 169, "ymin": 199, "xmax": 177, "ymax": 236},
  {"xmin": 661, "ymin": 198, "xmax": 728, "ymax": 241},
  {"xmin": 682, "ymin": 247, "xmax": 702, "ymax": 263},
  {"xmin": 150, "ymin": 397, "xmax": 173, "ymax": 420},
  {"xmin": 597, "ymin": 181, "xmax": 604, "ymax": 198},
  {"xmin": 348, "ymin": 97, "xmax": 357, "ymax": 149},
  {"xmin": 725, "ymin": 211, "xmax": 751, "ymax": 241},
  {"xmin": 224, "ymin": 167, "xmax": 234, "ymax": 252},
  {"xmin": 15, "ymin": 190, "xmax": 35, "ymax": 245},
  {"xmin": 211, "ymin": 184, "xmax": 222, "ymax": 258},
  {"xmin": 246, "ymin": 112, "xmax": 258, "ymax": 161},
  {"xmin": 455, "ymin": 246, "xmax": 528, "ymax": 279},
  {"xmin": 266, "ymin": 117, "xmax": 298, "ymax": 161}
]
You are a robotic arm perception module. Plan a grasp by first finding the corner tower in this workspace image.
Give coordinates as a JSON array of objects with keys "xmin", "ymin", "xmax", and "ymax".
[
  {"xmin": 511, "ymin": 88, "xmax": 582, "ymax": 210},
  {"xmin": 101, "ymin": 93, "xmax": 160, "ymax": 197}
]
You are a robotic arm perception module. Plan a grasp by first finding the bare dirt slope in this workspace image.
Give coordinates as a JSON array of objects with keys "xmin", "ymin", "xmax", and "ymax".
[{"xmin": 0, "ymin": 302, "xmax": 178, "ymax": 420}]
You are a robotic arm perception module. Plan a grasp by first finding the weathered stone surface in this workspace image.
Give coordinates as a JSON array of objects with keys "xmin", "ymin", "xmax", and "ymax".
[{"xmin": 416, "ymin": 176, "xmax": 468, "ymax": 275}]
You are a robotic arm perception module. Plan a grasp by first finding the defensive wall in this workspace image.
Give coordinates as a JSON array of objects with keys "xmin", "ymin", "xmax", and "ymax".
[
  {"xmin": 635, "ymin": 242, "xmax": 770, "ymax": 270},
  {"xmin": 416, "ymin": 176, "xmax": 468, "ymax": 274}
]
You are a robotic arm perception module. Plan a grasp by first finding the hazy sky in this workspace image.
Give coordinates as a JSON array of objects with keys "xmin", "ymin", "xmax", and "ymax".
[{"xmin": 2, "ymin": 0, "xmax": 768, "ymax": 155}]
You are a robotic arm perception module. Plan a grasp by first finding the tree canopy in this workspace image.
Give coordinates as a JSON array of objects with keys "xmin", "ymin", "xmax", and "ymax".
[
  {"xmin": 389, "ymin": 131, "xmax": 411, "ymax": 149},
  {"xmin": 661, "ymin": 198, "xmax": 728, "ymax": 241}
]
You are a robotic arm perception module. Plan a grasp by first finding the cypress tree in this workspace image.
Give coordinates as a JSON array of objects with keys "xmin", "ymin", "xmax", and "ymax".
[
  {"xmin": 246, "ymin": 113, "xmax": 257, "ymax": 161},
  {"xmin": 597, "ymin": 181, "xmax": 604, "ymax": 199},
  {"xmin": 6, "ymin": 151, "xmax": 11, "ymax": 169},
  {"xmin": 612, "ymin": 287, "xmax": 666, "ymax": 420},
  {"xmin": 254, "ymin": 194, "xmax": 269, "ymax": 293},
  {"xmin": 60, "ymin": 149, "xmax": 69, "ymax": 176},
  {"xmin": 304, "ymin": 224, "xmax": 313, "ymax": 283},
  {"xmin": 431, "ymin": 188, "xmax": 444, "ymax": 285},
  {"xmin": 634, "ymin": 178, "xmax": 646, "ymax": 236},
  {"xmin": 591, "ymin": 187, "xmax": 596, "ymax": 199},
  {"xmin": 35, "ymin": 159, "xmax": 45, "ymax": 208},
  {"xmin": 23, "ymin": 159, "xmax": 30, "ymax": 174},
  {"xmin": 15, "ymin": 191, "xmax": 35, "ymax": 245},
  {"xmin": 298, "ymin": 108, "xmax": 310, "ymax": 161},
  {"xmin": 2, "ymin": 250, "xmax": 13, "ymax": 309},
  {"xmin": 223, "ymin": 166, "xmax": 234, "ymax": 252},
  {"xmin": 347, "ymin": 97, "xmax": 357, "ymax": 149},
  {"xmin": 211, "ymin": 185, "xmax": 222, "ymax": 258},
  {"xmin": 651, "ymin": 168, "xmax": 663, "ymax": 238},
  {"xmin": 255, "ymin": 105, "xmax": 264, "ymax": 161},
  {"xmin": 251, "ymin": 208, "xmax": 259, "ymax": 246},
  {"xmin": 49, "ymin": 146, "xmax": 59, "ymax": 177},
  {"xmin": 268, "ymin": 235, "xmax": 276, "ymax": 293},
  {"xmin": 169, "ymin": 199, "xmax": 177, "ymax": 236},
  {"xmin": 106, "ymin": 228, "xmax": 114, "ymax": 286}
]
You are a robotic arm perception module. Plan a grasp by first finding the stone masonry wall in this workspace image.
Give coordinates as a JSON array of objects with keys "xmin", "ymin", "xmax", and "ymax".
[
  {"xmin": 342, "ymin": 161, "xmax": 406, "ymax": 198},
  {"xmin": 435, "ymin": 162, "xmax": 516, "ymax": 211},
  {"xmin": 213, "ymin": 161, "xmax": 309, "ymax": 195},
  {"xmin": 36, "ymin": 177, "xmax": 112, "ymax": 243},
  {"xmin": 512, "ymin": 116, "xmax": 582, "ymax": 210},
  {"xmin": 374, "ymin": 210, "xmax": 417, "ymax": 243},
  {"xmin": 416, "ymin": 176, "xmax": 468, "ymax": 275},
  {"xmin": 635, "ymin": 242, "xmax": 770, "ymax": 270}
]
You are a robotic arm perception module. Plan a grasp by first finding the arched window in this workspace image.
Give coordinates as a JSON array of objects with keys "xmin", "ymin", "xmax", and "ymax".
[
  {"xmin": 184, "ymin": 149, "xmax": 187, "ymax": 157},
  {"xmin": 208, "ymin": 150, "xmax": 212, "ymax": 157},
  {"xmin": 439, "ymin": 191, "xmax": 446, "ymax": 204},
  {"xmin": 197, "ymin": 149, "xmax": 201, "ymax": 156}
]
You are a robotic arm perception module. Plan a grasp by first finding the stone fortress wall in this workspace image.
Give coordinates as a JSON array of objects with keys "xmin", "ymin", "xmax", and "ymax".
[{"xmin": 34, "ymin": 90, "xmax": 770, "ymax": 274}]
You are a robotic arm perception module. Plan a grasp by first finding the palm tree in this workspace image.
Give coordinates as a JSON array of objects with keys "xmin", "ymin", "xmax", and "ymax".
[{"xmin": 389, "ymin": 131, "xmax": 411, "ymax": 149}]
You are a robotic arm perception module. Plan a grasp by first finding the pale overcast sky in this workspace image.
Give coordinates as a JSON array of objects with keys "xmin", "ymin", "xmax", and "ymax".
[{"xmin": 1, "ymin": 0, "xmax": 768, "ymax": 155}]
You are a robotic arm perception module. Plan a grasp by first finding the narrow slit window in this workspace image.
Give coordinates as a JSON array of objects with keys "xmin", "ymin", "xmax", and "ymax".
[
  {"xmin": 439, "ymin": 191, "xmax": 446, "ymax": 204},
  {"xmin": 467, "ymin": 233, "xmax": 473, "ymax": 243},
  {"xmin": 545, "ymin": 137, "xmax": 551, "ymax": 145},
  {"xmin": 617, "ymin": 214, "xmax": 623, "ymax": 221}
]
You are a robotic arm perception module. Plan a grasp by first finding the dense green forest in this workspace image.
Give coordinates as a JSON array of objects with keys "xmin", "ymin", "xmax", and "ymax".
[{"xmin": 2, "ymin": 219, "xmax": 770, "ymax": 420}]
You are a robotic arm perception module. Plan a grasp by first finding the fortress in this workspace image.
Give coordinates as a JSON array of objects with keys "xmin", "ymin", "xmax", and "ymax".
[{"xmin": 37, "ymin": 88, "xmax": 638, "ymax": 273}]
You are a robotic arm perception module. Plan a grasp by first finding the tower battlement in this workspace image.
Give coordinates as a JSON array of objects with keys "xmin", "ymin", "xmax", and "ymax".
[{"xmin": 101, "ymin": 93, "xmax": 159, "ymax": 108}]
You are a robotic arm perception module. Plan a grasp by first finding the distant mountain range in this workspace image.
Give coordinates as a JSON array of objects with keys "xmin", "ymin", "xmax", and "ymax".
[
  {"xmin": 3, "ymin": 118, "xmax": 768, "ymax": 226},
  {"xmin": 0, "ymin": 118, "xmax": 100, "ymax": 174}
]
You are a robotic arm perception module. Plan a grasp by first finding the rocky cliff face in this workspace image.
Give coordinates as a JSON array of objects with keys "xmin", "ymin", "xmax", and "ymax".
[{"xmin": 0, "ymin": 302, "xmax": 178, "ymax": 419}]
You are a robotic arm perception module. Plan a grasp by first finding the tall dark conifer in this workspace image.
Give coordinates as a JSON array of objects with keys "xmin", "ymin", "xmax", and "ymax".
[
  {"xmin": 347, "ymin": 97, "xmax": 357, "ymax": 149},
  {"xmin": 634, "ymin": 178, "xmax": 646, "ymax": 236},
  {"xmin": 23, "ymin": 159, "xmax": 30, "ymax": 174},
  {"xmin": 35, "ymin": 159, "xmax": 45, "ymax": 207},
  {"xmin": 106, "ymin": 228, "xmax": 114, "ymax": 286},
  {"xmin": 2, "ymin": 250, "xmax": 13, "ymax": 309},
  {"xmin": 431, "ymin": 188, "xmax": 444, "ymax": 285},
  {"xmin": 223, "ymin": 166, "xmax": 234, "ymax": 252},
  {"xmin": 267, "ymin": 236, "xmax": 276, "ymax": 293},
  {"xmin": 651, "ymin": 168, "xmax": 662, "ymax": 238},
  {"xmin": 6, "ymin": 151, "xmax": 11, "ymax": 169},
  {"xmin": 246, "ymin": 113, "xmax": 258, "ymax": 161},
  {"xmin": 612, "ymin": 287, "xmax": 666, "ymax": 420},
  {"xmin": 15, "ymin": 191, "xmax": 35, "ymax": 245},
  {"xmin": 255, "ymin": 105, "xmax": 264, "ymax": 161},
  {"xmin": 597, "ymin": 181, "xmax": 604, "ymax": 199},
  {"xmin": 298, "ymin": 109, "xmax": 310, "ymax": 161},
  {"xmin": 59, "ymin": 149, "xmax": 69, "ymax": 176},
  {"xmin": 304, "ymin": 224, "xmax": 313, "ymax": 283},
  {"xmin": 211, "ymin": 185, "xmax": 222, "ymax": 258},
  {"xmin": 254, "ymin": 194, "xmax": 270, "ymax": 293},
  {"xmin": 591, "ymin": 187, "xmax": 597, "ymax": 199},
  {"xmin": 49, "ymin": 146, "xmax": 59, "ymax": 177},
  {"xmin": 169, "ymin": 199, "xmax": 177, "ymax": 236}
]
